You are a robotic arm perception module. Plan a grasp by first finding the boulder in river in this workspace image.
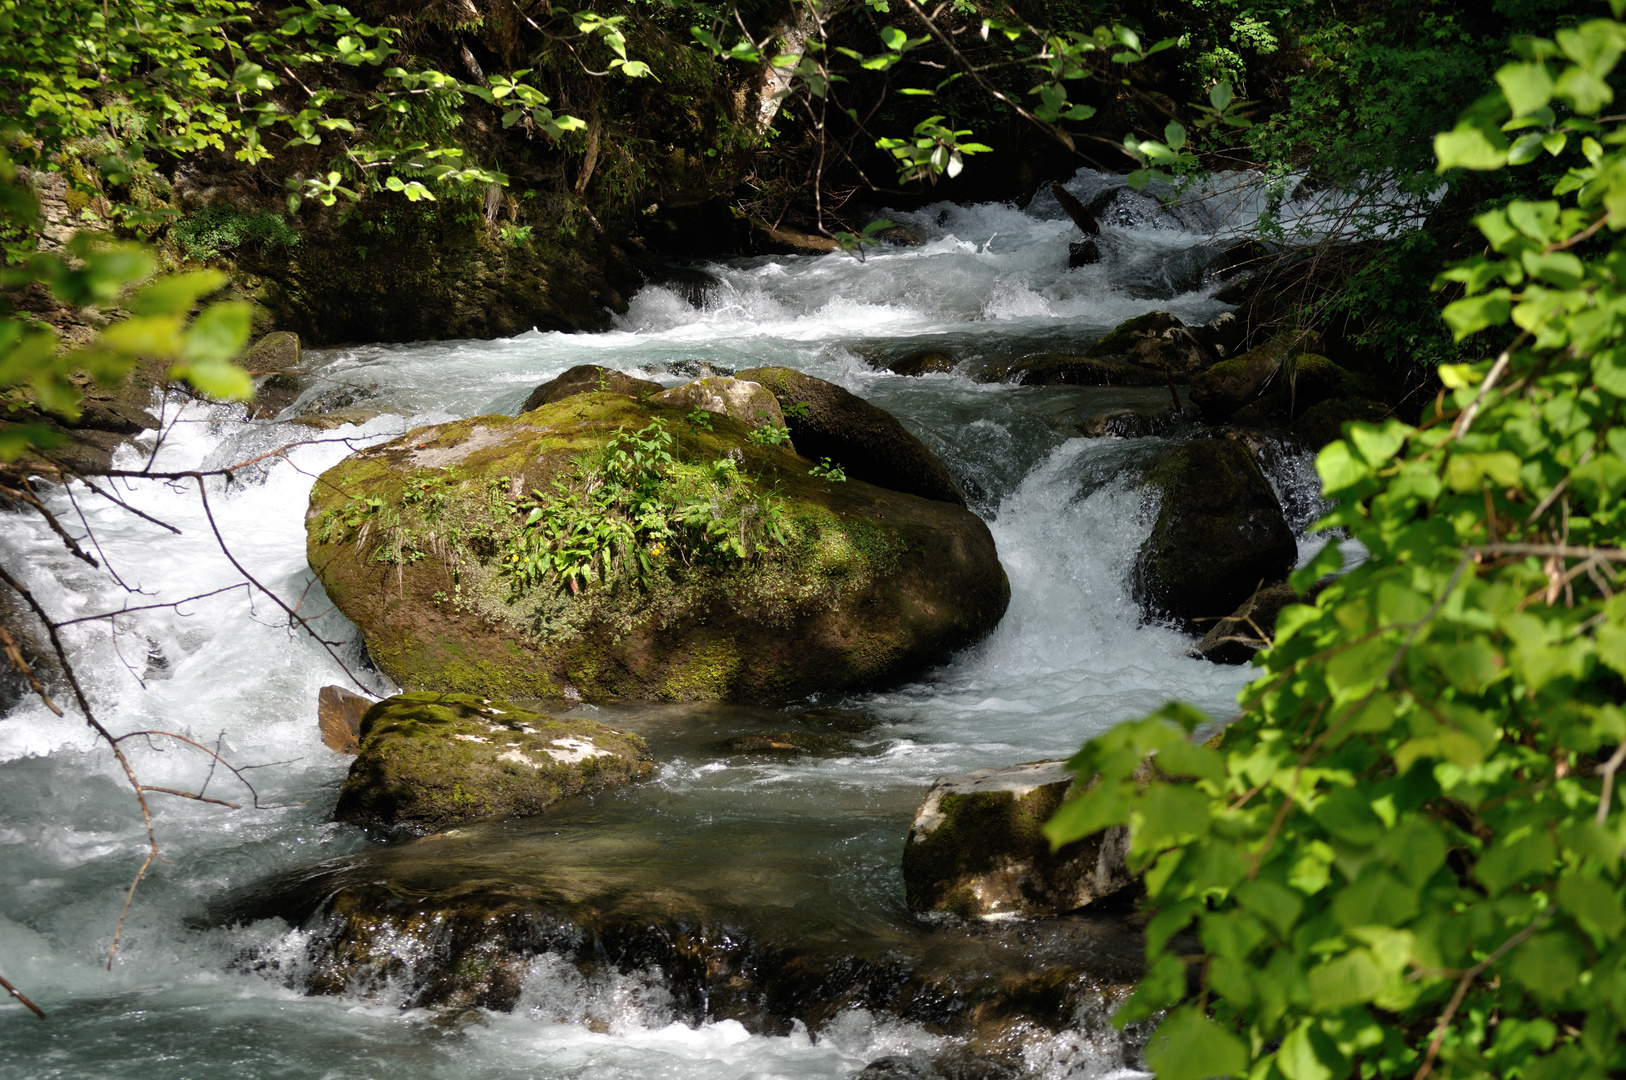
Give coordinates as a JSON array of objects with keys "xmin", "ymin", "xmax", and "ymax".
[
  {"xmin": 736, "ymin": 366, "xmax": 966, "ymax": 506},
  {"xmin": 520, "ymin": 364, "xmax": 663, "ymax": 413},
  {"xmin": 240, "ymin": 330, "xmax": 302, "ymax": 372},
  {"xmin": 333, "ymin": 691, "xmax": 653, "ymax": 836},
  {"xmin": 305, "ymin": 387, "xmax": 1007, "ymax": 702},
  {"xmin": 1288, "ymin": 396, "xmax": 1394, "ymax": 449},
  {"xmin": 1087, "ymin": 311, "xmax": 1213, "ymax": 376},
  {"xmin": 1188, "ymin": 333, "xmax": 1343, "ymax": 421},
  {"xmin": 1133, "ymin": 439, "xmax": 1297, "ymax": 628},
  {"xmin": 902, "ymin": 760, "xmax": 1133, "ymax": 919},
  {"xmin": 651, "ymin": 376, "xmax": 785, "ymax": 429},
  {"xmin": 886, "ymin": 349, "xmax": 957, "ymax": 377}
]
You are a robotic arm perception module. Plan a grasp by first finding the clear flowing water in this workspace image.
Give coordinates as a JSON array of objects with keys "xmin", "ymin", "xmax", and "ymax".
[{"xmin": 0, "ymin": 171, "xmax": 1326, "ymax": 1078}]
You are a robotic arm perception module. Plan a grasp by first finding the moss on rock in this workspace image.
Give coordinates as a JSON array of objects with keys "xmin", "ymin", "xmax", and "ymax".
[
  {"xmin": 305, "ymin": 389, "xmax": 1008, "ymax": 702},
  {"xmin": 333, "ymin": 691, "xmax": 653, "ymax": 836}
]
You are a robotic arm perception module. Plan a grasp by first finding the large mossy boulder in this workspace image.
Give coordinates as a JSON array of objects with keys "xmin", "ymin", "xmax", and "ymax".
[
  {"xmin": 651, "ymin": 376, "xmax": 784, "ymax": 428},
  {"xmin": 306, "ymin": 389, "xmax": 1008, "ymax": 702},
  {"xmin": 902, "ymin": 761, "xmax": 1133, "ymax": 919},
  {"xmin": 736, "ymin": 366, "xmax": 966, "ymax": 506},
  {"xmin": 1189, "ymin": 334, "xmax": 1365, "ymax": 423},
  {"xmin": 1133, "ymin": 439, "xmax": 1297, "ymax": 627},
  {"xmin": 333, "ymin": 692, "xmax": 653, "ymax": 837}
]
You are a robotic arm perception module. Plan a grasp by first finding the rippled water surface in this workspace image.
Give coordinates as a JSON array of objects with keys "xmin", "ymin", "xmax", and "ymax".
[{"xmin": 0, "ymin": 171, "xmax": 1329, "ymax": 1077}]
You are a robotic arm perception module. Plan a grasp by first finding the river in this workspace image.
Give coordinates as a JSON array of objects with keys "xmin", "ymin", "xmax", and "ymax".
[{"xmin": 0, "ymin": 172, "xmax": 1328, "ymax": 1078}]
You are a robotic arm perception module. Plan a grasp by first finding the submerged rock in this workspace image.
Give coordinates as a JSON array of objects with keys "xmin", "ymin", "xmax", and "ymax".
[
  {"xmin": 902, "ymin": 760, "xmax": 1133, "ymax": 919},
  {"xmin": 1087, "ymin": 311, "xmax": 1212, "ymax": 376},
  {"xmin": 887, "ymin": 349, "xmax": 957, "ymax": 377},
  {"xmin": 333, "ymin": 691, "xmax": 653, "ymax": 836},
  {"xmin": 736, "ymin": 366, "xmax": 966, "ymax": 506},
  {"xmin": 651, "ymin": 376, "xmax": 784, "ymax": 429},
  {"xmin": 519, "ymin": 364, "xmax": 662, "ymax": 413},
  {"xmin": 305, "ymin": 389, "xmax": 1006, "ymax": 702},
  {"xmin": 1133, "ymin": 439, "xmax": 1297, "ymax": 628},
  {"xmin": 976, "ymin": 354, "xmax": 1169, "ymax": 389}
]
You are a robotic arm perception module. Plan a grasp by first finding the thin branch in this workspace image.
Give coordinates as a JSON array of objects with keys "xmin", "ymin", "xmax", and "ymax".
[
  {"xmin": 1413, "ymin": 911, "xmax": 1552, "ymax": 1080},
  {"xmin": 0, "ymin": 973, "xmax": 45, "ymax": 1020}
]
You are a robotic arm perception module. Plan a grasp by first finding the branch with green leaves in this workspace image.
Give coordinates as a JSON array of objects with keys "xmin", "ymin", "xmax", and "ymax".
[{"xmin": 1047, "ymin": 7, "xmax": 1626, "ymax": 1080}]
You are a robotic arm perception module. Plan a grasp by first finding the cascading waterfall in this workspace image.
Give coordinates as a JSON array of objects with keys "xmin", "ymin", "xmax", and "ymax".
[{"xmin": 0, "ymin": 169, "xmax": 1334, "ymax": 1079}]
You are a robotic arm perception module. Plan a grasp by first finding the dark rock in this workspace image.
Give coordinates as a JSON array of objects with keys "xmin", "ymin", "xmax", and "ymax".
[
  {"xmin": 306, "ymin": 392, "xmax": 1007, "ymax": 702},
  {"xmin": 1188, "ymin": 333, "xmax": 1318, "ymax": 421},
  {"xmin": 720, "ymin": 730, "xmax": 858, "ymax": 754},
  {"xmin": 1205, "ymin": 240, "xmax": 1269, "ymax": 282},
  {"xmin": 240, "ymin": 330, "xmax": 302, "ymax": 372},
  {"xmin": 641, "ymin": 264, "xmax": 721, "ymax": 308},
  {"xmin": 875, "ymin": 223, "xmax": 929, "ymax": 246},
  {"xmin": 1133, "ymin": 439, "xmax": 1298, "ymax": 628},
  {"xmin": 858, "ymin": 1056, "xmax": 944, "ymax": 1080},
  {"xmin": 1289, "ymin": 397, "xmax": 1394, "ymax": 449},
  {"xmin": 1079, "ymin": 409, "xmax": 1158, "ymax": 439},
  {"xmin": 519, "ymin": 365, "xmax": 663, "ymax": 413},
  {"xmin": 902, "ymin": 761, "xmax": 1133, "ymax": 919},
  {"xmin": 1189, "ymin": 310, "xmax": 1248, "ymax": 362},
  {"xmin": 750, "ymin": 221, "xmax": 839, "ymax": 256},
  {"xmin": 250, "ymin": 371, "xmax": 305, "ymax": 420},
  {"xmin": 975, "ymin": 354, "xmax": 1169, "ymax": 388},
  {"xmin": 1196, "ymin": 348, "xmax": 1371, "ymax": 428},
  {"xmin": 318, "ymin": 684, "xmax": 373, "ymax": 754},
  {"xmin": 1193, "ymin": 582, "xmax": 1303, "ymax": 665},
  {"xmin": 333, "ymin": 691, "xmax": 654, "ymax": 837},
  {"xmin": 888, "ymin": 350, "xmax": 957, "ymax": 377},
  {"xmin": 63, "ymin": 396, "xmax": 160, "ymax": 435},
  {"xmin": 1087, "ymin": 311, "xmax": 1213, "ymax": 376},
  {"xmin": 1068, "ymin": 238, "xmax": 1102, "ymax": 267},
  {"xmin": 736, "ymin": 366, "xmax": 966, "ymax": 506},
  {"xmin": 639, "ymin": 198, "xmax": 749, "ymax": 259}
]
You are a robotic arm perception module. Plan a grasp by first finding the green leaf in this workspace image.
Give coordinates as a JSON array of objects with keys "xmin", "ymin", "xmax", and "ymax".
[
  {"xmin": 1143, "ymin": 1007, "xmax": 1249, "ymax": 1080},
  {"xmin": 1497, "ymin": 62, "xmax": 1556, "ymax": 116},
  {"xmin": 184, "ymin": 301, "xmax": 253, "ymax": 365},
  {"xmin": 1436, "ymin": 122, "xmax": 1511, "ymax": 171},
  {"xmin": 1557, "ymin": 873, "xmax": 1625, "ymax": 938},
  {"xmin": 1307, "ymin": 948, "xmax": 1386, "ymax": 1011},
  {"xmin": 1442, "ymin": 290, "xmax": 1513, "ymax": 339}
]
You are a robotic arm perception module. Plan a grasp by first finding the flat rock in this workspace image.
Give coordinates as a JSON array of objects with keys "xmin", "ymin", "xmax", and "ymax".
[
  {"xmin": 333, "ymin": 691, "xmax": 654, "ymax": 837},
  {"xmin": 902, "ymin": 760, "xmax": 1133, "ymax": 919},
  {"xmin": 975, "ymin": 354, "xmax": 1170, "ymax": 388}
]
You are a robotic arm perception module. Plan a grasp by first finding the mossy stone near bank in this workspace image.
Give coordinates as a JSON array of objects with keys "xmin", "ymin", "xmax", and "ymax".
[
  {"xmin": 333, "ymin": 692, "xmax": 653, "ymax": 837},
  {"xmin": 305, "ymin": 390, "xmax": 1008, "ymax": 703}
]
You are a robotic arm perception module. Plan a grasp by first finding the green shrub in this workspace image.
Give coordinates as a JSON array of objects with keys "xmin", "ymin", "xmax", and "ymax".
[
  {"xmin": 169, "ymin": 204, "xmax": 299, "ymax": 261},
  {"xmin": 1047, "ymin": 11, "xmax": 1626, "ymax": 1080}
]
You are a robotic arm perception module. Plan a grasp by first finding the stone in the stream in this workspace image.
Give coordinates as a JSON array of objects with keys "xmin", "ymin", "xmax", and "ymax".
[
  {"xmin": 1133, "ymin": 439, "xmax": 1297, "ymax": 628},
  {"xmin": 976, "ymin": 353, "xmax": 1169, "ymax": 389},
  {"xmin": 1068, "ymin": 237, "xmax": 1102, "ymax": 267},
  {"xmin": 240, "ymin": 331, "xmax": 302, "ymax": 372},
  {"xmin": 1078, "ymin": 408, "xmax": 1166, "ymax": 439},
  {"xmin": 902, "ymin": 760, "xmax": 1133, "ymax": 919},
  {"xmin": 1087, "ymin": 311, "xmax": 1213, "ymax": 376},
  {"xmin": 519, "ymin": 364, "xmax": 662, "ymax": 412},
  {"xmin": 305, "ymin": 386, "xmax": 1007, "ymax": 702},
  {"xmin": 887, "ymin": 349, "xmax": 956, "ymax": 377},
  {"xmin": 1188, "ymin": 334, "xmax": 1369, "ymax": 423},
  {"xmin": 651, "ymin": 376, "xmax": 785, "ymax": 429},
  {"xmin": 1193, "ymin": 581, "xmax": 1303, "ymax": 665},
  {"xmin": 318, "ymin": 684, "xmax": 373, "ymax": 754},
  {"xmin": 333, "ymin": 691, "xmax": 653, "ymax": 836},
  {"xmin": 736, "ymin": 366, "xmax": 966, "ymax": 506}
]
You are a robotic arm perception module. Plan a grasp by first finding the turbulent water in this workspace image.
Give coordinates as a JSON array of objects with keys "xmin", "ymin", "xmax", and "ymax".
[{"xmin": 0, "ymin": 171, "xmax": 1329, "ymax": 1078}]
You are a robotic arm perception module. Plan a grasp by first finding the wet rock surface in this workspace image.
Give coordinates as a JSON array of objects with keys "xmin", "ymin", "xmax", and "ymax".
[
  {"xmin": 737, "ymin": 366, "xmax": 966, "ymax": 506},
  {"xmin": 1192, "ymin": 581, "xmax": 1305, "ymax": 665},
  {"xmin": 333, "ymin": 691, "xmax": 653, "ymax": 837},
  {"xmin": 902, "ymin": 761, "xmax": 1133, "ymax": 919},
  {"xmin": 317, "ymin": 684, "xmax": 372, "ymax": 754},
  {"xmin": 1086, "ymin": 311, "xmax": 1214, "ymax": 377},
  {"xmin": 1133, "ymin": 438, "xmax": 1298, "ymax": 628}
]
